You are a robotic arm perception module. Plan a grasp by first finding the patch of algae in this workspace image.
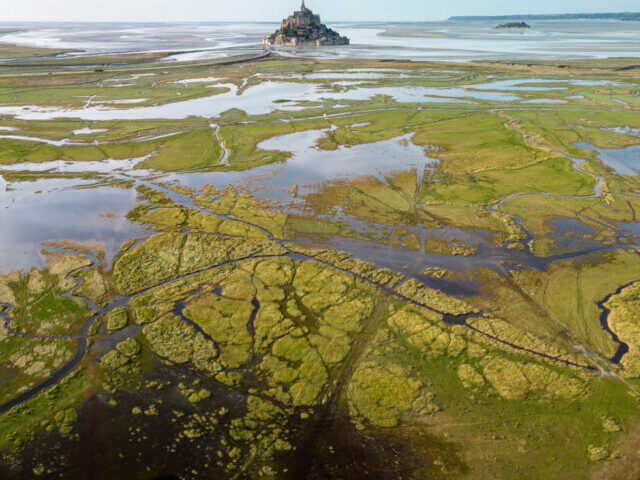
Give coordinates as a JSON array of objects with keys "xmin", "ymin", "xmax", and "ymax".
[
  {"xmin": 457, "ymin": 362, "xmax": 486, "ymax": 390},
  {"xmin": 348, "ymin": 359, "xmax": 435, "ymax": 428},
  {"xmin": 481, "ymin": 356, "xmax": 584, "ymax": 401},
  {"xmin": 116, "ymin": 338, "xmax": 141, "ymax": 357},
  {"xmin": 52, "ymin": 408, "xmax": 78, "ymax": 436},
  {"xmin": 467, "ymin": 316, "xmax": 589, "ymax": 367},
  {"xmin": 112, "ymin": 232, "xmax": 286, "ymax": 295},
  {"xmin": 425, "ymin": 235, "xmax": 478, "ymax": 256},
  {"xmin": 402, "ymin": 233, "xmax": 422, "ymax": 251},
  {"xmin": 183, "ymin": 293, "xmax": 253, "ymax": 369},
  {"xmin": 131, "ymin": 185, "xmax": 270, "ymax": 238},
  {"xmin": 142, "ymin": 207, "xmax": 187, "ymax": 229},
  {"xmin": 106, "ymin": 307, "xmax": 128, "ymax": 331},
  {"xmin": 143, "ymin": 314, "xmax": 218, "ymax": 368},
  {"xmin": 308, "ymin": 248, "xmax": 404, "ymax": 287},
  {"xmin": 74, "ymin": 267, "xmax": 108, "ymax": 306},
  {"xmin": 420, "ymin": 266, "xmax": 448, "ymax": 279},
  {"xmin": 396, "ymin": 278, "xmax": 478, "ymax": 315},
  {"xmin": 387, "ymin": 308, "xmax": 466, "ymax": 358}
]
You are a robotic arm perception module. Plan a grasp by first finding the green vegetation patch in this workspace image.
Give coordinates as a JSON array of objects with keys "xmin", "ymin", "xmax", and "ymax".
[
  {"xmin": 106, "ymin": 308, "xmax": 128, "ymax": 331},
  {"xmin": 605, "ymin": 281, "xmax": 640, "ymax": 377}
]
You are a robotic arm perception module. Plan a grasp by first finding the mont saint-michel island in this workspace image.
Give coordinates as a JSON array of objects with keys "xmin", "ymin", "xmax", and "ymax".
[{"xmin": 264, "ymin": 1, "xmax": 350, "ymax": 46}]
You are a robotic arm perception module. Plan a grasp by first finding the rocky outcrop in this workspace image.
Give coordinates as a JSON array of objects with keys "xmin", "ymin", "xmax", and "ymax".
[
  {"xmin": 264, "ymin": 1, "xmax": 349, "ymax": 47},
  {"xmin": 495, "ymin": 21, "xmax": 531, "ymax": 29}
]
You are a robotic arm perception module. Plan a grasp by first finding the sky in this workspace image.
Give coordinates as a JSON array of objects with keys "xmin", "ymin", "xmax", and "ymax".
[{"xmin": 1, "ymin": 0, "xmax": 639, "ymax": 22}]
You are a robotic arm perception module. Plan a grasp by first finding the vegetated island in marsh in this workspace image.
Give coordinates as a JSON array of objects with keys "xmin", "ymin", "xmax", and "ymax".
[{"xmin": 0, "ymin": 51, "xmax": 639, "ymax": 480}]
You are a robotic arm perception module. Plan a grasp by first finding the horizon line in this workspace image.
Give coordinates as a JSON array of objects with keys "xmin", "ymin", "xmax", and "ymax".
[{"xmin": 1, "ymin": 10, "xmax": 639, "ymax": 24}]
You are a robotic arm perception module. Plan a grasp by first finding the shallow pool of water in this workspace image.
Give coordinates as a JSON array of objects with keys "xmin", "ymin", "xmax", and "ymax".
[
  {"xmin": 547, "ymin": 217, "xmax": 602, "ymax": 255},
  {"xmin": 73, "ymin": 127, "xmax": 108, "ymax": 135},
  {"xmin": 0, "ymin": 184, "xmax": 146, "ymax": 273},
  {"xmin": 577, "ymin": 141, "xmax": 640, "ymax": 176},
  {"xmin": 604, "ymin": 127, "xmax": 640, "ymax": 138},
  {"xmin": 0, "ymin": 156, "xmax": 152, "ymax": 174},
  {"xmin": 0, "ymin": 79, "xmax": 520, "ymax": 121},
  {"xmin": 169, "ymin": 76, "xmax": 223, "ymax": 85},
  {"xmin": 171, "ymin": 130, "xmax": 433, "ymax": 201}
]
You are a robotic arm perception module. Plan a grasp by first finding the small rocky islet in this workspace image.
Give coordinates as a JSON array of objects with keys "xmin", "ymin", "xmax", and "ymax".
[{"xmin": 495, "ymin": 21, "xmax": 531, "ymax": 29}]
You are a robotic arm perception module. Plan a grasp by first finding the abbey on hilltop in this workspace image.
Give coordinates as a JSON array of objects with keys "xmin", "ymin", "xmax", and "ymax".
[{"xmin": 264, "ymin": 1, "xmax": 350, "ymax": 47}]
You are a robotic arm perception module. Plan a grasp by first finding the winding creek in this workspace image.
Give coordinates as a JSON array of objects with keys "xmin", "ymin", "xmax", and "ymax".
[{"xmin": 598, "ymin": 283, "xmax": 633, "ymax": 365}]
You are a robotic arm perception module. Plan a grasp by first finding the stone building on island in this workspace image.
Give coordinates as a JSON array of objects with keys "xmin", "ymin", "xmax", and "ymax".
[{"xmin": 264, "ymin": 1, "xmax": 350, "ymax": 47}]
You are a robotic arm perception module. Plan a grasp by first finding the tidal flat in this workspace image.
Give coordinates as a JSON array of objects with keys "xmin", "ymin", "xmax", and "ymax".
[{"xmin": 0, "ymin": 50, "xmax": 639, "ymax": 480}]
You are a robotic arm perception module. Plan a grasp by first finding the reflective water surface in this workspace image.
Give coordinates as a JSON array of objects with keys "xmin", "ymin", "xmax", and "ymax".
[{"xmin": 3, "ymin": 20, "xmax": 640, "ymax": 62}]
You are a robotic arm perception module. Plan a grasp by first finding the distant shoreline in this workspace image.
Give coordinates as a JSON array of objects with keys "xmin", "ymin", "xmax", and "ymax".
[{"xmin": 449, "ymin": 12, "xmax": 640, "ymax": 21}]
